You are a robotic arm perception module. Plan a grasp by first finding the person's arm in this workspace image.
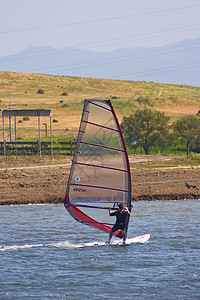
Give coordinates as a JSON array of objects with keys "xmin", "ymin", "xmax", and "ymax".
[{"xmin": 108, "ymin": 207, "xmax": 116, "ymax": 216}]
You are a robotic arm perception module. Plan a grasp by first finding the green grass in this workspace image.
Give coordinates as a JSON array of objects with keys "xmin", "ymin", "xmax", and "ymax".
[
  {"xmin": 20, "ymin": 136, "xmax": 76, "ymax": 143},
  {"xmin": 125, "ymin": 143, "xmax": 189, "ymax": 156},
  {"xmin": 112, "ymin": 99, "xmax": 136, "ymax": 115}
]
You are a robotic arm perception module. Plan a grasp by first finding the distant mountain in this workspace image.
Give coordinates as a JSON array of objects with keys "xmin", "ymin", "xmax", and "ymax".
[{"xmin": 0, "ymin": 38, "xmax": 200, "ymax": 86}]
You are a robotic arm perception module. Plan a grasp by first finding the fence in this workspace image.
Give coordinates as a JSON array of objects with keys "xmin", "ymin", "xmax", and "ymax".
[{"xmin": 0, "ymin": 140, "xmax": 76, "ymax": 160}]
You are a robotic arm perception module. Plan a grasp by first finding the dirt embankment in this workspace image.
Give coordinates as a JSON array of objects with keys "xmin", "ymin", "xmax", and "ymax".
[
  {"xmin": 0, "ymin": 165, "xmax": 68, "ymax": 206},
  {"xmin": 0, "ymin": 156, "xmax": 200, "ymax": 205},
  {"xmin": 131, "ymin": 168, "xmax": 200, "ymax": 201}
]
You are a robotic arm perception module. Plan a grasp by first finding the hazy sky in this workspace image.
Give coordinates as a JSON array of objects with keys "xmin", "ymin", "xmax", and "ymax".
[{"xmin": 0, "ymin": 0, "xmax": 200, "ymax": 57}]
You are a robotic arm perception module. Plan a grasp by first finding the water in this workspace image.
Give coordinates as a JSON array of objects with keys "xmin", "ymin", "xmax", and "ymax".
[{"xmin": 1, "ymin": 201, "xmax": 200, "ymax": 300}]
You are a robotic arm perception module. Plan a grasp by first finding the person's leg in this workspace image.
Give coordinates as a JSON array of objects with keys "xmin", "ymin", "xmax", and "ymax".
[
  {"xmin": 109, "ymin": 230, "xmax": 113, "ymax": 242},
  {"xmin": 109, "ymin": 223, "xmax": 119, "ymax": 243},
  {"xmin": 122, "ymin": 230, "xmax": 127, "ymax": 243}
]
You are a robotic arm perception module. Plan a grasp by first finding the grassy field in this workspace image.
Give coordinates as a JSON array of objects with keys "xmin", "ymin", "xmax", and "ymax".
[{"xmin": 0, "ymin": 71, "xmax": 200, "ymax": 141}]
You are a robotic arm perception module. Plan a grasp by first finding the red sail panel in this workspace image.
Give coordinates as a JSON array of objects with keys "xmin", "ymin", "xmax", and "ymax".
[{"xmin": 64, "ymin": 195, "xmax": 123, "ymax": 238}]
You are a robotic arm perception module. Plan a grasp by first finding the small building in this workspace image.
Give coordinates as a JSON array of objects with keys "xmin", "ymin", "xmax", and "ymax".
[{"xmin": 1, "ymin": 109, "xmax": 53, "ymax": 161}]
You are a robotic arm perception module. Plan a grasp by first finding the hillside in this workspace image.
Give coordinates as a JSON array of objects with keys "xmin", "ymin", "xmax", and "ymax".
[{"xmin": 0, "ymin": 71, "xmax": 200, "ymax": 139}]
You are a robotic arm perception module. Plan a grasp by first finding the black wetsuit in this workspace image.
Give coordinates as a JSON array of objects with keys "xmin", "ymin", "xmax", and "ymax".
[{"xmin": 110, "ymin": 209, "xmax": 129, "ymax": 233}]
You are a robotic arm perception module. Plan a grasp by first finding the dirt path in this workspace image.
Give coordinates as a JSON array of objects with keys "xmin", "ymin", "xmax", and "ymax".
[
  {"xmin": 0, "ymin": 156, "xmax": 200, "ymax": 205},
  {"xmin": 0, "ymin": 164, "xmax": 71, "ymax": 171}
]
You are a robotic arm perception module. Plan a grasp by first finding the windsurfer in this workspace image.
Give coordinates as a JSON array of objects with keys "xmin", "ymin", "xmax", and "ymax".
[{"xmin": 108, "ymin": 203, "xmax": 131, "ymax": 244}]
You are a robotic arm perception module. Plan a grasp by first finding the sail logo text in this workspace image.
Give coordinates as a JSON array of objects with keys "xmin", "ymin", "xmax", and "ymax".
[{"xmin": 73, "ymin": 188, "xmax": 86, "ymax": 192}]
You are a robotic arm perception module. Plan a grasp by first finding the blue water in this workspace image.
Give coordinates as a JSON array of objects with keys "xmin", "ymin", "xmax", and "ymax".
[{"xmin": 1, "ymin": 200, "xmax": 200, "ymax": 299}]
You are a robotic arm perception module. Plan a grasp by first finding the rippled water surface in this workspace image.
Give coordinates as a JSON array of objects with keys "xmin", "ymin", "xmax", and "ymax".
[{"xmin": 1, "ymin": 200, "xmax": 200, "ymax": 299}]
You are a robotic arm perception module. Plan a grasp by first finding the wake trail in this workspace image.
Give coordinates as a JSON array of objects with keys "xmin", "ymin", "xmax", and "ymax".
[
  {"xmin": 0, "ymin": 235, "xmax": 150, "ymax": 251},
  {"xmin": 0, "ymin": 240, "xmax": 106, "ymax": 251}
]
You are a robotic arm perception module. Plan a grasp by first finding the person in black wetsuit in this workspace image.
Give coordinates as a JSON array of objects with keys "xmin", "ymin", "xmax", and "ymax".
[{"xmin": 108, "ymin": 202, "xmax": 131, "ymax": 243}]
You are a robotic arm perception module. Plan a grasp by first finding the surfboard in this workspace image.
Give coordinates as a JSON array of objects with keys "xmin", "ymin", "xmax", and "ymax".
[
  {"xmin": 111, "ymin": 233, "xmax": 150, "ymax": 245},
  {"xmin": 86, "ymin": 234, "xmax": 150, "ymax": 247}
]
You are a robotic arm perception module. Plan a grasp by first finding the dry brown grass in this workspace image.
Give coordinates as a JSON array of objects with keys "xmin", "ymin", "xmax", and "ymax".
[
  {"xmin": 0, "ymin": 71, "xmax": 200, "ymax": 139},
  {"xmin": 155, "ymin": 105, "xmax": 199, "ymax": 117}
]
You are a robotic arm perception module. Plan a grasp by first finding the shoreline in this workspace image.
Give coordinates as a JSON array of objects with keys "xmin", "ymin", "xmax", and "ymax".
[
  {"xmin": 1, "ymin": 197, "xmax": 199, "ymax": 207},
  {"xmin": 1, "ymin": 160, "xmax": 200, "ymax": 205},
  {"xmin": 1, "ymin": 198, "xmax": 199, "ymax": 208}
]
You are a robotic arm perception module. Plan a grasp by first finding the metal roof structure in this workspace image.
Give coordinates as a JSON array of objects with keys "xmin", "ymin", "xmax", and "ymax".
[{"xmin": 2, "ymin": 109, "xmax": 52, "ymax": 117}]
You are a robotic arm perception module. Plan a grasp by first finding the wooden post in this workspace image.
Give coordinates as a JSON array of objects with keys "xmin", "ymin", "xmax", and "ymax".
[
  {"xmin": 14, "ymin": 116, "xmax": 17, "ymax": 160},
  {"xmin": 38, "ymin": 113, "xmax": 41, "ymax": 160},
  {"xmin": 43, "ymin": 122, "xmax": 47, "ymax": 137},
  {"xmin": 175, "ymin": 145, "xmax": 177, "ymax": 155},
  {"xmin": 50, "ymin": 113, "xmax": 53, "ymax": 160},
  {"xmin": 2, "ymin": 113, "xmax": 6, "ymax": 162},
  {"xmin": 70, "ymin": 140, "xmax": 73, "ymax": 155},
  {"xmin": 9, "ymin": 116, "xmax": 12, "ymax": 141},
  {"xmin": 3, "ymin": 140, "xmax": 6, "ymax": 162}
]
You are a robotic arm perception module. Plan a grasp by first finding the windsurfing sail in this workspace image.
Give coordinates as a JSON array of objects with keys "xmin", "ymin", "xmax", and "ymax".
[{"xmin": 64, "ymin": 99, "xmax": 132, "ymax": 238}]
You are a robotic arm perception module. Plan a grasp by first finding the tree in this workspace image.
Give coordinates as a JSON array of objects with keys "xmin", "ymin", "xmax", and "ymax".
[
  {"xmin": 121, "ymin": 108, "xmax": 170, "ymax": 155},
  {"xmin": 173, "ymin": 115, "xmax": 200, "ymax": 156}
]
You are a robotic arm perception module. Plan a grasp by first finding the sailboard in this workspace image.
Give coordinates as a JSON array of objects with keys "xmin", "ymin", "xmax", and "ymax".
[
  {"xmin": 64, "ymin": 99, "xmax": 132, "ymax": 239},
  {"xmin": 85, "ymin": 234, "xmax": 150, "ymax": 247}
]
